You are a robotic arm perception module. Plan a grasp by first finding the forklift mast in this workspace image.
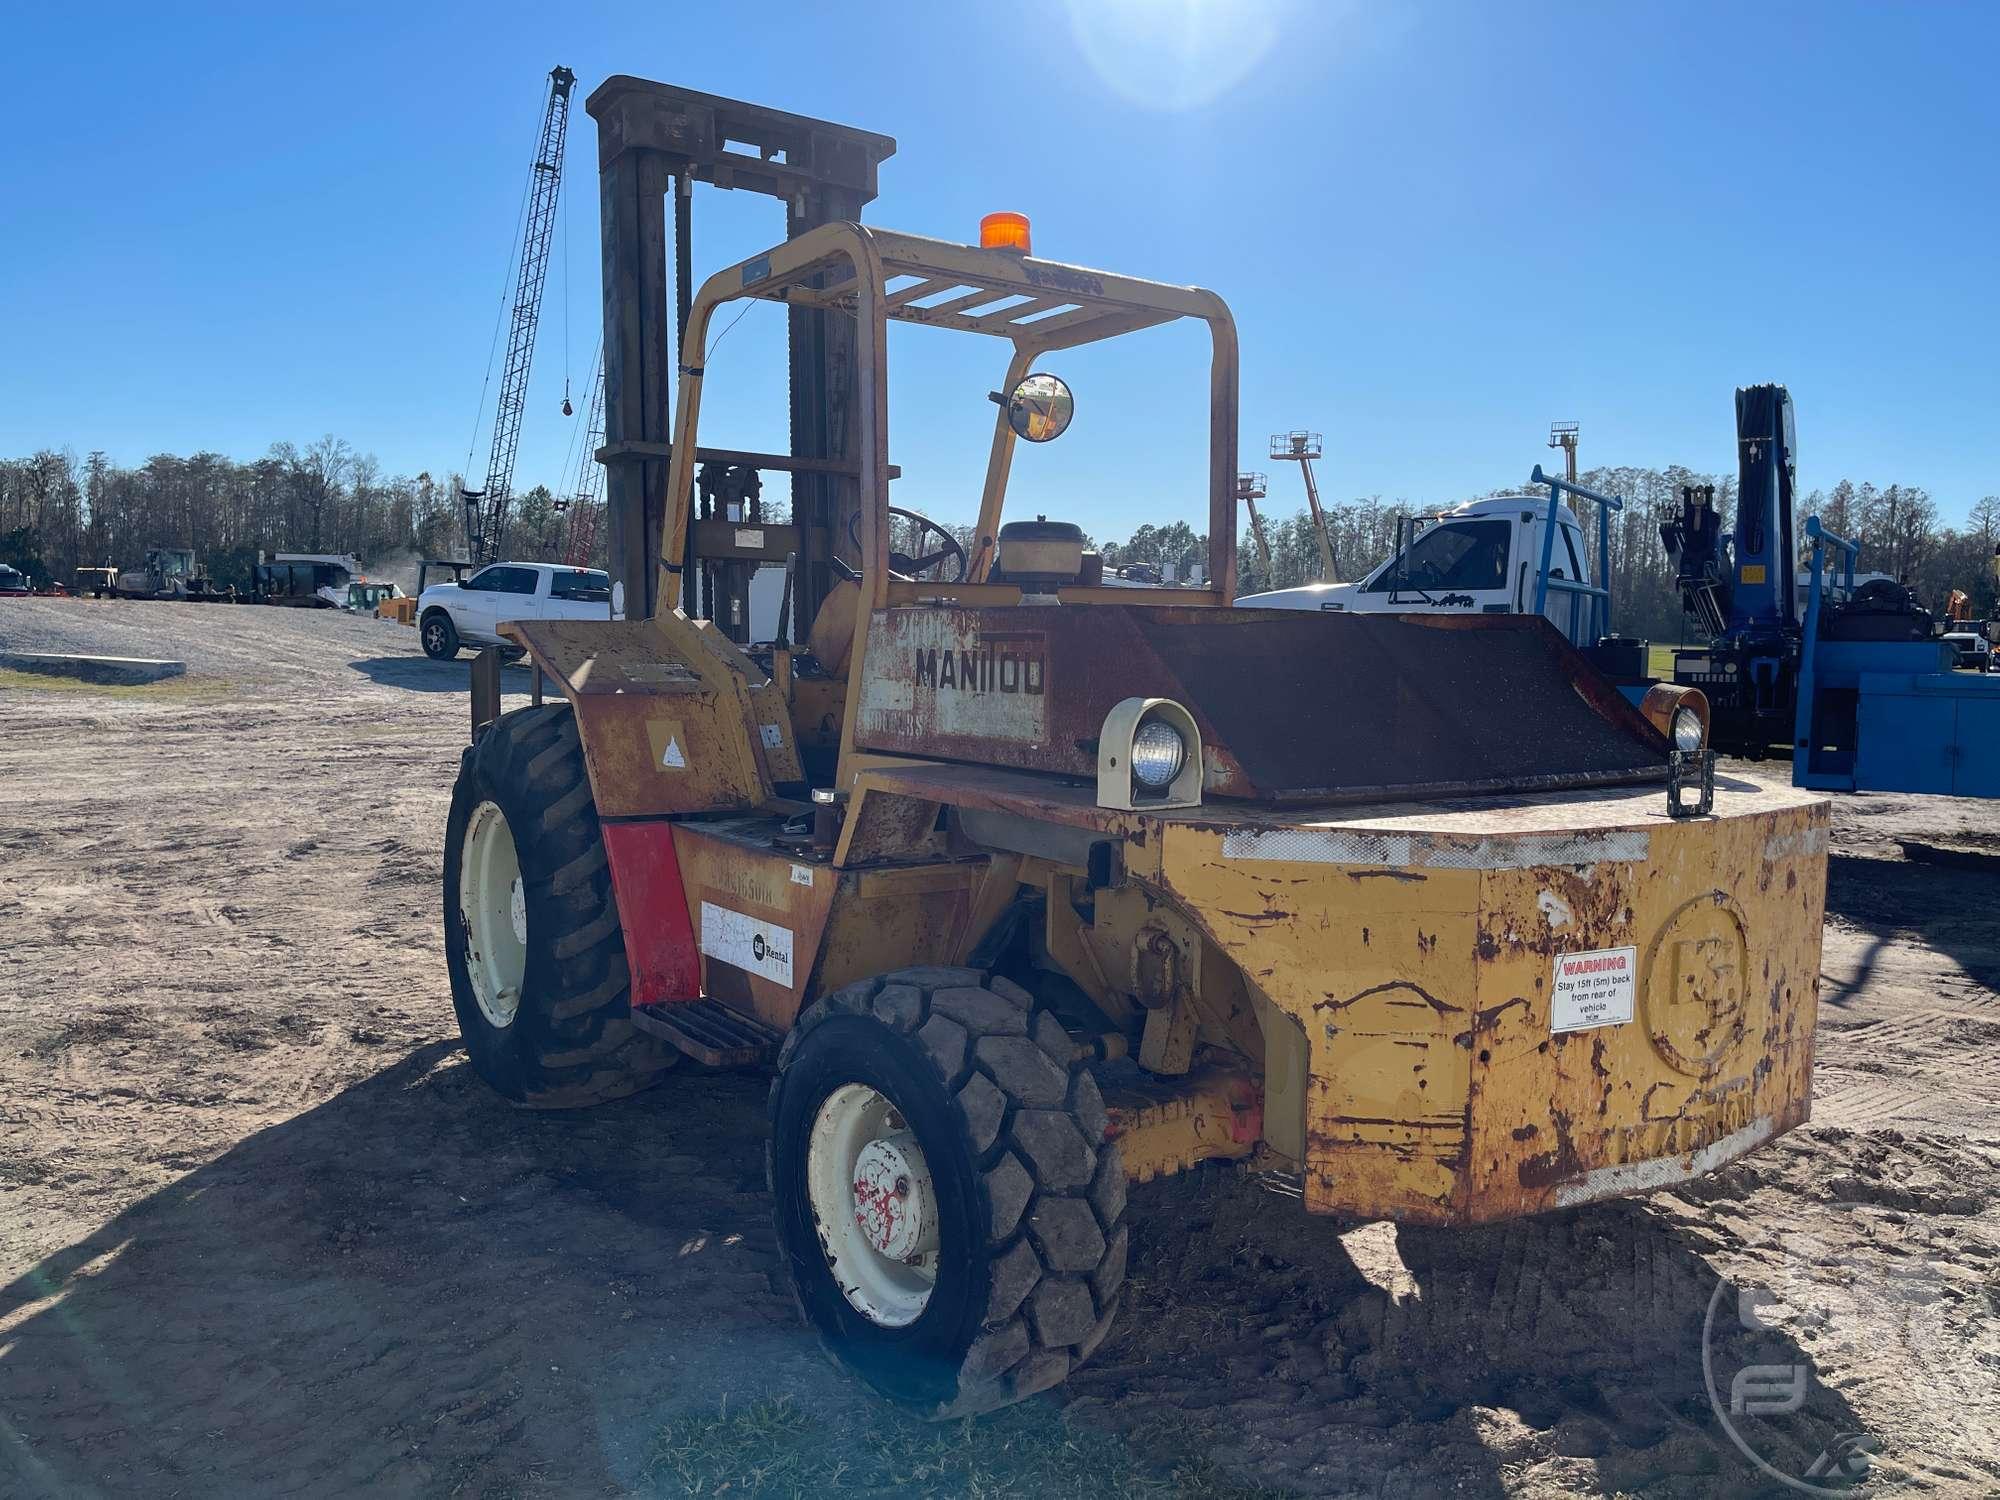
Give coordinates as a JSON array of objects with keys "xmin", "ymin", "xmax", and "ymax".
[{"xmin": 584, "ymin": 79, "xmax": 895, "ymax": 638}]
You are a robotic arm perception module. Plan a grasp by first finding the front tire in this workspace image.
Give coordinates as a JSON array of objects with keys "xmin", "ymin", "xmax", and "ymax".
[
  {"xmin": 421, "ymin": 610, "xmax": 461, "ymax": 660},
  {"xmin": 768, "ymin": 968, "xmax": 1128, "ymax": 1417},
  {"xmin": 443, "ymin": 703, "xmax": 677, "ymax": 1106}
]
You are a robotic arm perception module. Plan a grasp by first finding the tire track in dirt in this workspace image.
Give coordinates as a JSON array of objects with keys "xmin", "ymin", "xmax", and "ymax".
[{"xmin": 3, "ymin": 603, "xmax": 1997, "ymax": 1497}]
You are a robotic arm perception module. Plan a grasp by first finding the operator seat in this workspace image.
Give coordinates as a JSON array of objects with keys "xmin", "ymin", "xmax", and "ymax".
[
  {"xmin": 807, "ymin": 577, "xmax": 861, "ymax": 674},
  {"xmin": 987, "ymin": 518, "xmax": 1095, "ymax": 591}
]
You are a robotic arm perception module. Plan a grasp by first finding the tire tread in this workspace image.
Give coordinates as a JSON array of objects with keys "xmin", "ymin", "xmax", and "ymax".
[
  {"xmin": 445, "ymin": 703, "xmax": 675, "ymax": 1107},
  {"xmin": 768, "ymin": 965, "xmax": 1128, "ymax": 1420}
]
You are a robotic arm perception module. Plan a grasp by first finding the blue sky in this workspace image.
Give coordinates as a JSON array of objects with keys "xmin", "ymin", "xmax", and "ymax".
[{"xmin": 4, "ymin": 1, "xmax": 1995, "ymax": 539}]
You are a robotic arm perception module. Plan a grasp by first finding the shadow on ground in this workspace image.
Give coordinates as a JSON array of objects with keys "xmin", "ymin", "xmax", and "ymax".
[
  {"xmin": 1071, "ymin": 1163, "xmax": 1871, "ymax": 1497},
  {"xmin": 1, "ymin": 1045, "xmax": 1863, "ymax": 1498},
  {"xmin": 0, "ymin": 1044, "xmax": 800, "ymax": 1496},
  {"xmin": 347, "ymin": 656, "xmax": 535, "ymax": 694},
  {"xmin": 1822, "ymin": 851, "xmax": 2000, "ymax": 1006}
]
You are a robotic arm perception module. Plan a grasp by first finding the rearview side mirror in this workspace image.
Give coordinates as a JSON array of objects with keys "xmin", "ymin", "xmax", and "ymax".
[{"xmin": 992, "ymin": 372, "xmax": 1075, "ymax": 443}]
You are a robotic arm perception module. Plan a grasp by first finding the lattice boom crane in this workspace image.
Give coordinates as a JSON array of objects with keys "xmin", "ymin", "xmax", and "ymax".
[{"xmin": 464, "ymin": 64, "xmax": 576, "ymax": 565}]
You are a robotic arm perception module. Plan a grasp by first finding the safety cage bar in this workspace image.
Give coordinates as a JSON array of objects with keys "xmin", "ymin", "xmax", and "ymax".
[
  {"xmin": 661, "ymin": 221, "xmax": 1241, "ymax": 613},
  {"xmin": 1528, "ymin": 463, "xmax": 1625, "ymax": 645}
]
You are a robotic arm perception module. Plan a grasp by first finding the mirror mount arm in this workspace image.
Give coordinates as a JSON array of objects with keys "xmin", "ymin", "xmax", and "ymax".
[{"xmin": 972, "ymin": 349, "xmax": 1037, "ymax": 583}]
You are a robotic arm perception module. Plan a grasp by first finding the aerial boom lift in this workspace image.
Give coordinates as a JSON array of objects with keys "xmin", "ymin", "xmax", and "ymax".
[
  {"xmin": 1270, "ymin": 430, "xmax": 1336, "ymax": 581},
  {"xmin": 463, "ymin": 64, "xmax": 576, "ymax": 565},
  {"xmin": 1235, "ymin": 471, "xmax": 1274, "ymax": 580}
]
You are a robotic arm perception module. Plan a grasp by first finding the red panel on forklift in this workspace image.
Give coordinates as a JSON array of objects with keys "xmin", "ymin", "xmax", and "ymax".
[{"xmin": 599, "ymin": 820, "xmax": 702, "ymax": 1008}]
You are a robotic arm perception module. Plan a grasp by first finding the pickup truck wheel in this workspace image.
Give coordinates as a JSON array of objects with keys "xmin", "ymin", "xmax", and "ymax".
[
  {"xmin": 421, "ymin": 609, "xmax": 460, "ymax": 660},
  {"xmin": 769, "ymin": 968, "xmax": 1127, "ymax": 1417},
  {"xmin": 443, "ymin": 703, "xmax": 677, "ymax": 1106}
]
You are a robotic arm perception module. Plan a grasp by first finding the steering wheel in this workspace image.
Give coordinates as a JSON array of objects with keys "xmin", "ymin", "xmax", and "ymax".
[{"xmin": 844, "ymin": 506, "xmax": 968, "ymax": 583}]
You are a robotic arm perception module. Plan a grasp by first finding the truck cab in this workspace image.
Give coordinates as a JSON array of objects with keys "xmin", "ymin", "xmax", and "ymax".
[
  {"xmin": 418, "ymin": 562, "xmax": 614, "ymax": 659},
  {"xmin": 1236, "ymin": 496, "xmax": 1596, "ymax": 643}
]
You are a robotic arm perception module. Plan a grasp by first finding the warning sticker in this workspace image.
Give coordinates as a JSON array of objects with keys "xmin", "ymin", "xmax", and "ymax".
[
  {"xmin": 646, "ymin": 718, "xmax": 688, "ymax": 771},
  {"xmin": 700, "ymin": 902, "xmax": 795, "ymax": 987},
  {"xmin": 1550, "ymin": 945, "xmax": 1637, "ymax": 1033}
]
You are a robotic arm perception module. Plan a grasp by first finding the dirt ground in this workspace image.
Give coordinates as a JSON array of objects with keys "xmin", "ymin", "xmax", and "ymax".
[{"xmin": 2, "ymin": 597, "xmax": 1996, "ymax": 1498}]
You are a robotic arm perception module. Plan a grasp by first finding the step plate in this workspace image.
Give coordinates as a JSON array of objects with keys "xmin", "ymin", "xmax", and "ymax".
[{"xmin": 630, "ymin": 999, "xmax": 783, "ymax": 1067}]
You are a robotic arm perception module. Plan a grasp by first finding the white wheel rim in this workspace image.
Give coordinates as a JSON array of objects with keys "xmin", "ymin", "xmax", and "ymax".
[
  {"xmin": 460, "ymin": 799, "xmax": 526, "ymax": 1028},
  {"xmin": 807, "ymin": 1083, "xmax": 939, "ymax": 1327}
]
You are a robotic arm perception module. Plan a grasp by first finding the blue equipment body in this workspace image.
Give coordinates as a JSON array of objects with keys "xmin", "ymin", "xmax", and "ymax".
[
  {"xmin": 1654, "ymin": 384, "xmax": 1997, "ymax": 795},
  {"xmin": 1793, "ymin": 516, "xmax": 2000, "ymax": 797},
  {"xmin": 1661, "ymin": 384, "xmax": 1804, "ymax": 752}
]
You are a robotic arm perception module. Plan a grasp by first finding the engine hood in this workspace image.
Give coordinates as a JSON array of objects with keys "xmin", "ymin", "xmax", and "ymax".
[
  {"xmin": 1235, "ymin": 580, "xmax": 1364, "ymax": 612},
  {"xmin": 853, "ymin": 604, "xmax": 1668, "ymax": 805}
]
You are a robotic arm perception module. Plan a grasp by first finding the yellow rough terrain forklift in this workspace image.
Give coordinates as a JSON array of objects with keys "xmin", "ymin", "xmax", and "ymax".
[{"xmin": 441, "ymin": 209, "xmax": 1829, "ymax": 1417}]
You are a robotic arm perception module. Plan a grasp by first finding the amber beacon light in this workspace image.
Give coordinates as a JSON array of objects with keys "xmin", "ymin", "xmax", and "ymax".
[{"xmin": 979, "ymin": 212, "xmax": 1032, "ymax": 253}]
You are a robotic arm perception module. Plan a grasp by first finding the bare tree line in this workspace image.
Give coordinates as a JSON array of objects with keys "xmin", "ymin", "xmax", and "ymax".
[
  {"xmin": 0, "ymin": 442, "xmax": 601, "ymax": 594},
  {"xmin": 3, "ymin": 444, "xmax": 1994, "ymax": 643}
]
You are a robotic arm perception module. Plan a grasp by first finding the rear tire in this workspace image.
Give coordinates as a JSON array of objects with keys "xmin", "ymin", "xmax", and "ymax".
[
  {"xmin": 421, "ymin": 610, "xmax": 460, "ymax": 660},
  {"xmin": 443, "ymin": 703, "xmax": 677, "ymax": 1106},
  {"xmin": 768, "ymin": 967, "xmax": 1127, "ymax": 1417}
]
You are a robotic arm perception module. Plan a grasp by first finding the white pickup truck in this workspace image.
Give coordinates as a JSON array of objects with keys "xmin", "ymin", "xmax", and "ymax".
[
  {"xmin": 418, "ymin": 562, "xmax": 615, "ymax": 660},
  {"xmin": 1236, "ymin": 495, "xmax": 1598, "ymax": 643}
]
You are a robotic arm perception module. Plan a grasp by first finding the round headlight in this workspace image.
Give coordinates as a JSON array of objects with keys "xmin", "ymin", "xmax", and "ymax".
[
  {"xmin": 1672, "ymin": 706, "xmax": 1704, "ymax": 752},
  {"xmin": 1130, "ymin": 719, "xmax": 1187, "ymax": 789}
]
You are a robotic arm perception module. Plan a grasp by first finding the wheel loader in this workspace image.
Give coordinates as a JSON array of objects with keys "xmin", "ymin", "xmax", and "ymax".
[{"xmin": 442, "ymin": 217, "xmax": 1829, "ymax": 1417}]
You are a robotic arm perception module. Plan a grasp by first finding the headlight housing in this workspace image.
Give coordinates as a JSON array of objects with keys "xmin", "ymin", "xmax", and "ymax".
[
  {"xmin": 1672, "ymin": 706, "xmax": 1705, "ymax": 752},
  {"xmin": 1097, "ymin": 698, "xmax": 1203, "ymax": 810},
  {"xmin": 1639, "ymin": 682, "xmax": 1710, "ymax": 755},
  {"xmin": 1130, "ymin": 720, "xmax": 1187, "ymax": 789}
]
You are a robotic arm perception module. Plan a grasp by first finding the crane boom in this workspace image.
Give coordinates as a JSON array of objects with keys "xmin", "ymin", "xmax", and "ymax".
[
  {"xmin": 464, "ymin": 64, "xmax": 576, "ymax": 565},
  {"xmin": 561, "ymin": 357, "xmax": 607, "ymax": 567}
]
